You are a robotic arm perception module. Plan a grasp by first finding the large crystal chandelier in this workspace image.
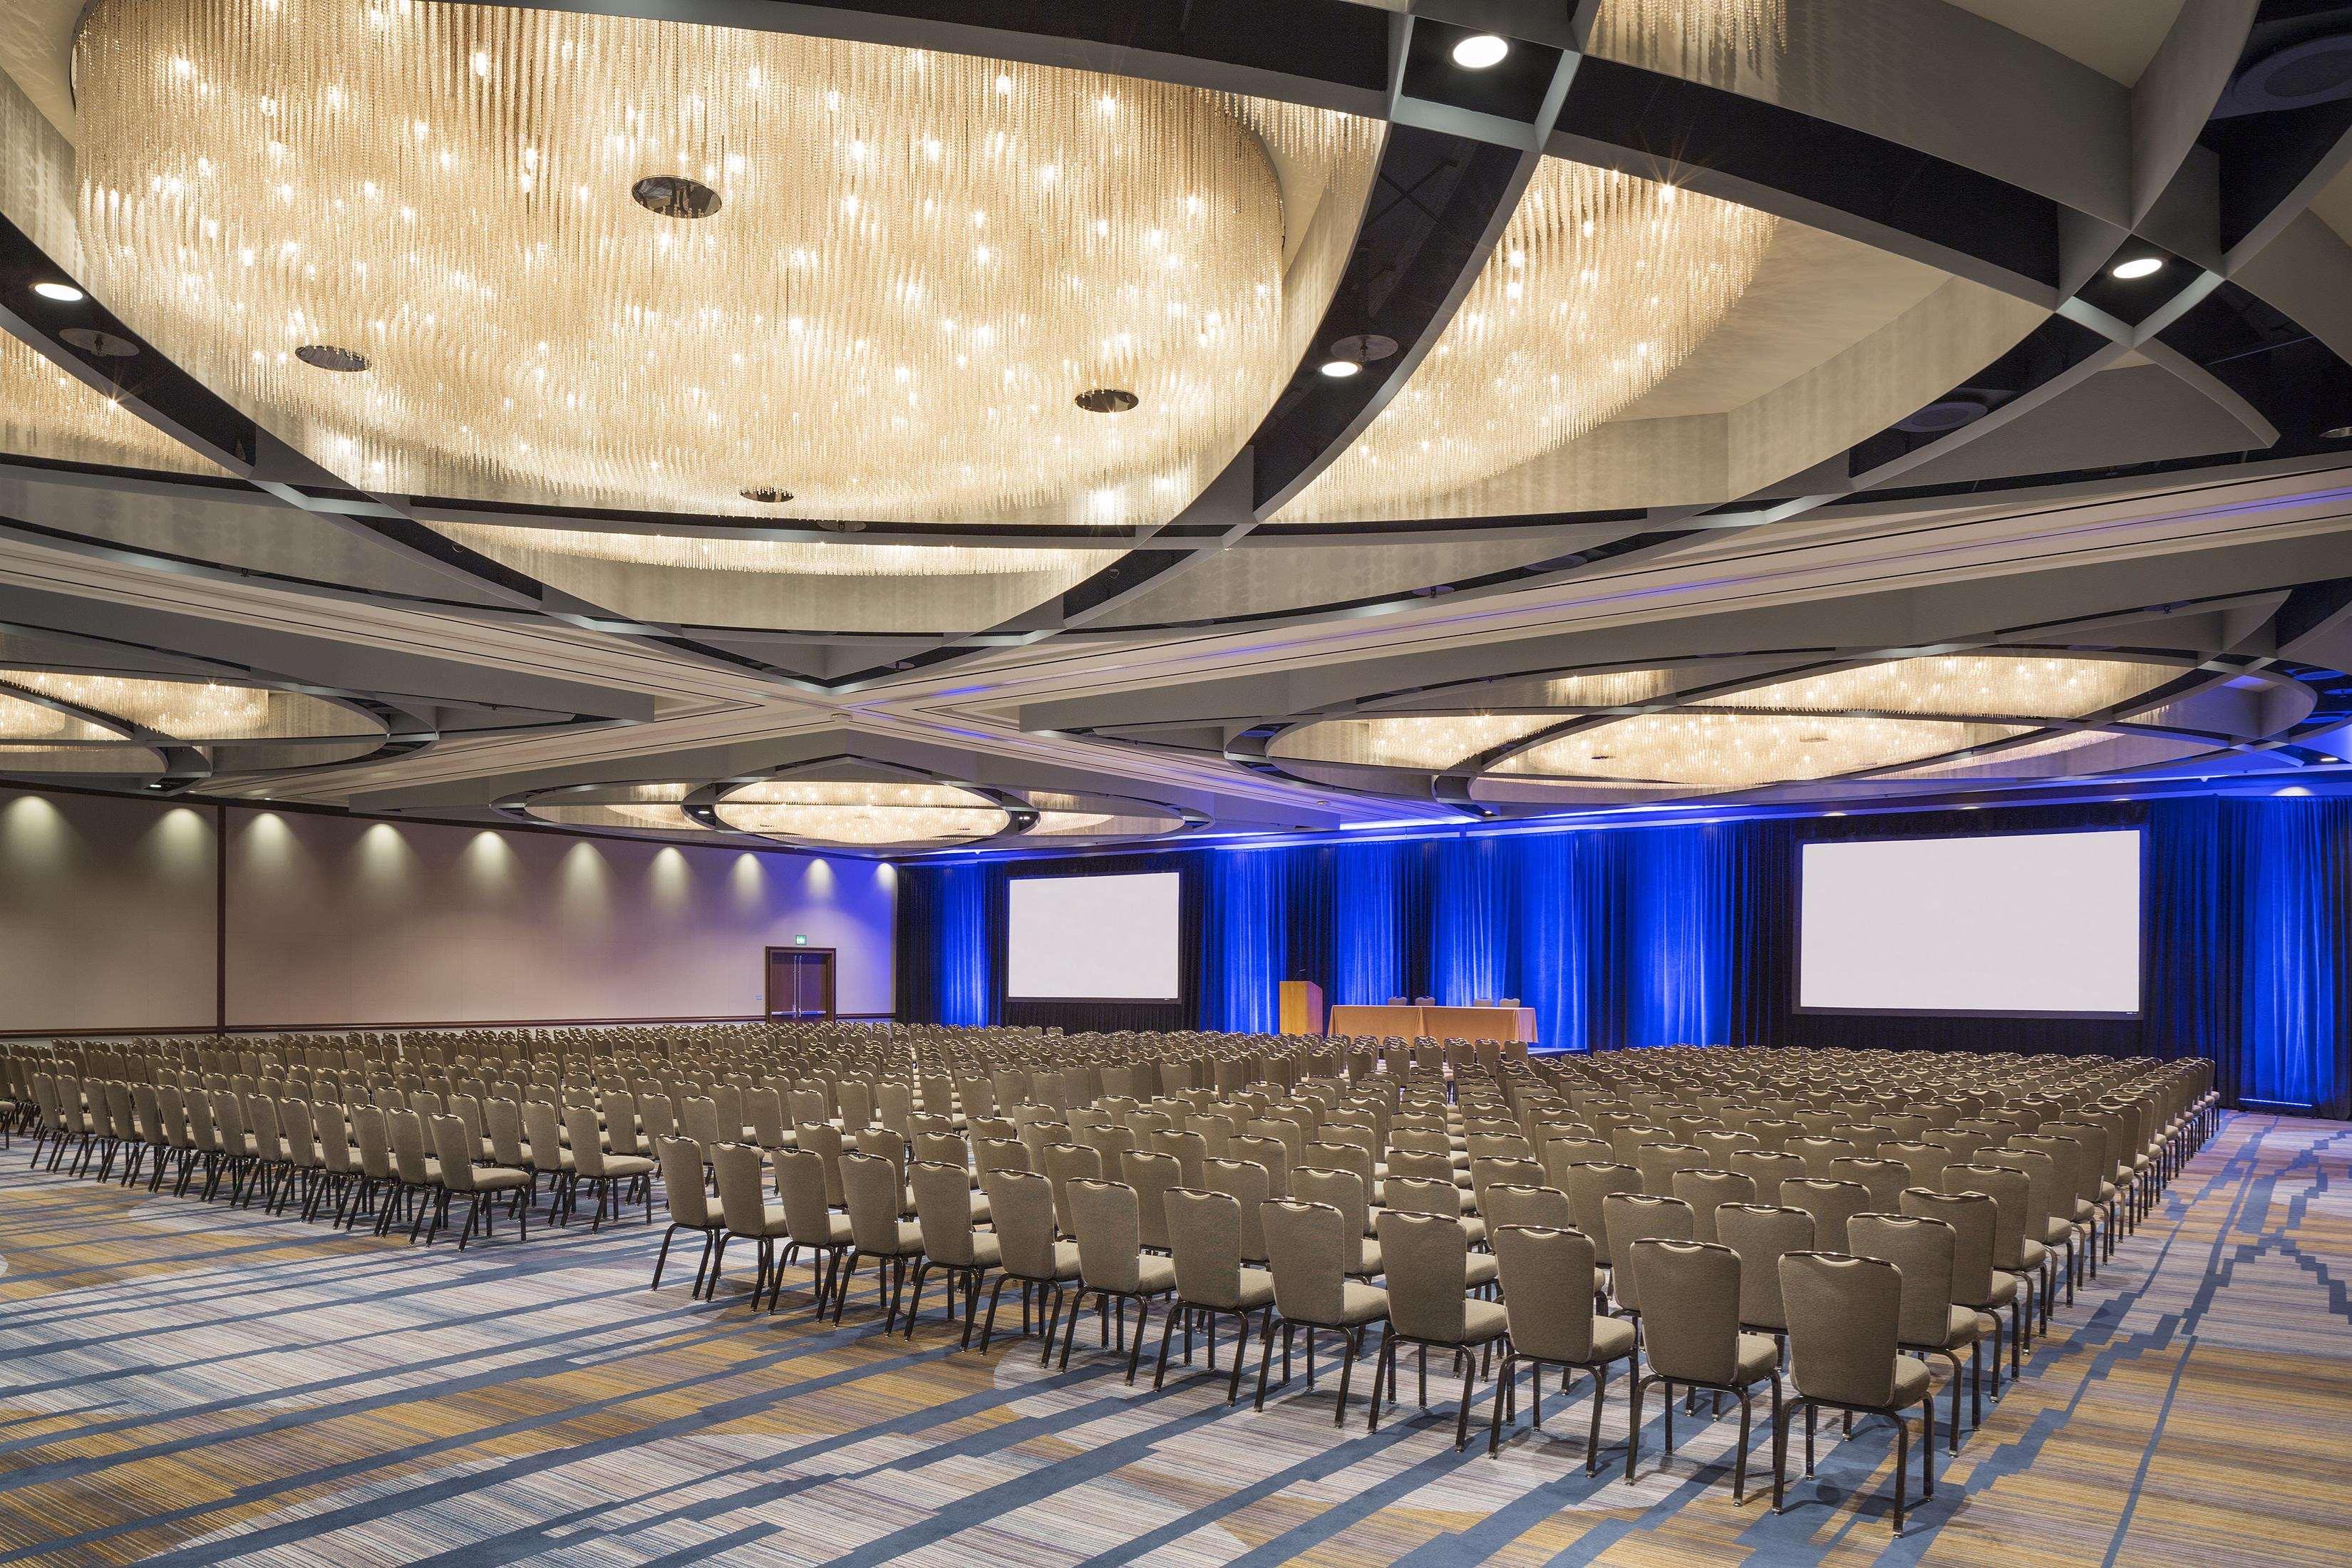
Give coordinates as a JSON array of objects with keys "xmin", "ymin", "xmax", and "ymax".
[
  {"xmin": 73, "ymin": 0, "xmax": 1370, "ymax": 538},
  {"xmin": 714, "ymin": 779, "xmax": 1009, "ymax": 846},
  {"xmin": 1274, "ymin": 158, "xmax": 1777, "ymax": 522}
]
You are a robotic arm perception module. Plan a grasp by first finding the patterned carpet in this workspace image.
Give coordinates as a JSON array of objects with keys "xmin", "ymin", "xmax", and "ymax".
[{"xmin": 0, "ymin": 1113, "xmax": 2344, "ymax": 1567}]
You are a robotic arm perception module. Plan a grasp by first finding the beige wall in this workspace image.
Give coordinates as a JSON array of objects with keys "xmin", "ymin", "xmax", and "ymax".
[
  {"xmin": 0, "ymin": 788, "xmax": 217, "ymax": 1031},
  {"xmin": 0, "ymin": 786, "xmax": 896, "ymax": 1033}
]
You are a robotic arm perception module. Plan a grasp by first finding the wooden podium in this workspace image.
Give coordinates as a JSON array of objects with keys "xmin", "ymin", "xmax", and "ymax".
[{"xmin": 1278, "ymin": 979, "xmax": 1325, "ymax": 1036}]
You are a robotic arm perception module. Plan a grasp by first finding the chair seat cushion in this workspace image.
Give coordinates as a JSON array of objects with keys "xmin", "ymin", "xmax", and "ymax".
[
  {"xmin": 1237, "ymin": 1266, "xmax": 1276, "ymax": 1310},
  {"xmin": 1969, "ymin": 1273, "xmax": 2019, "ymax": 1311},
  {"xmin": 1590, "ymin": 1314, "xmax": 1638, "ymax": 1362},
  {"xmin": 1338, "ymin": 1281, "xmax": 1389, "ymax": 1326},
  {"xmin": 889, "ymin": 1220, "xmax": 924, "ymax": 1254},
  {"xmin": 2018, "ymin": 1237, "xmax": 2048, "ymax": 1272},
  {"xmin": 967, "ymin": 1232, "xmax": 1004, "ymax": 1268},
  {"xmin": 1466, "ymin": 1252, "xmax": 1499, "ymax": 1289},
  {"xmin": 1734, "ymin": 1331, "xmax": 1780, "ymax": 1383},
  {"xmin": 968, "ymin": 1193, "xmax": 993, "ymax": 1224},
  {"xmin": 1890, "ymin": 1356, "xmax": 1934, "ymax": 1407},
  {"xmin": 472, "ymin": 1165, "xmax": 530, "ymax": 1192},
  {"xmin": 1942, "ymin": 1303, "xmax": 1981, "ymax": 1346},
  {"xmin": 1463, "ymin": 1298, "xmax": 1510, "ymax": 1344},
  {"xmin": 815, "ymin": 1213, "xmax": 855, "ymax": 1247},
  {"xmin": 602, "ymin": 1155, "xmax": 656, "ymax": 1178},
  {"xmin": 1136, "ymin": 1255, "xmax": 1178, "ymax": 1295},
  {"xmin": 1459, "ymin": 1216, "xmax": 1490, "ymax": 1247},
  {"xmin": 1050, "ymin": 1239, "xmax": 1083, "ymax": 1279},
  {"xmin": 1352, "ymin": 1240, "xmax": 1383, "ymax": 1278},
  {"xmin": 2043, "ymin": 1217, "xmax": 2077, "ymax": 1246}
]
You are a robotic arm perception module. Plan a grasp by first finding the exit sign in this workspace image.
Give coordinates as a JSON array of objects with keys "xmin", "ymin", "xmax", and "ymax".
[{"xmin": 793, "ymin": 934, "xmax": 808, "ymax": 946}]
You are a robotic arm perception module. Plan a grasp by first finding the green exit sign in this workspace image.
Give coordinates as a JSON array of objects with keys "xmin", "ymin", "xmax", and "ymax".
[{"xmin": 793, "ymin": 934, "xmax": 808, "ymax": 947}]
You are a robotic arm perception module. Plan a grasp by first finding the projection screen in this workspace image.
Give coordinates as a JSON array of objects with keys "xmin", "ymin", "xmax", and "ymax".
[
  {"xmin": 1006, "ymin": 871, "xmax": 1183, "ymax": 1000},
  {"xmin": 1798, "ymin": 829, "xmax": 2143, "ymax": 1016}
]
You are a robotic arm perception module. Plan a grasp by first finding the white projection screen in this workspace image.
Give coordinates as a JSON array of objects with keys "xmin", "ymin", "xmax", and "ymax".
[
  {"xmin": 1006, "ymin": 871, "xmax": 1183, "ymax": 1000},
  {"xmin": 1799, "ymin": 830, "xmax": 2143, "ymax": 1016}
]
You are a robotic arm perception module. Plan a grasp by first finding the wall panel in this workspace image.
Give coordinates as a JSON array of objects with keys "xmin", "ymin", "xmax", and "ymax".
[
  {"xmin": 0, "ymin": 788, "xmax": 217, "ymax": 1032},
  {"xmin": 222, "ymin": 811, "xmax": 894, "ymax": 1027}
]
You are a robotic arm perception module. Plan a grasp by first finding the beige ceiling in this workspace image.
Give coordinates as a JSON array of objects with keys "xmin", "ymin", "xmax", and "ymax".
[
  {"xmin": 1942, "ymin": 0, "xmax": 2184, "ymax": 86},
  {"xmin": 0, "ymin": 0, "xmax": 75, "ymax": 140}
]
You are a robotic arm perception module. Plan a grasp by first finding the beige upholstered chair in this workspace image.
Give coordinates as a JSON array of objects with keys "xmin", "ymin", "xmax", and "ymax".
[
  {"xmin": 1903, "ymin": 1187, "xmax": 2020, "ymax": 1384},
  {"xmin": 1060, "ymin": 1180, "xmax": 1175, "ymax": 1381},
  {"xmin": 1372, "ymin": 1209, "xmax": 1510, "ymax": 1449},
  {"xmin": 1118, "ymin": 1150, "xmax": 1184, "ymax": 1253},
  {"xmin": 1774, "ymin": 1252, "xmax": 1938, "ymax": 1535},
  {"xmin": 1043, "ymin": 1142, "xmax": 1103, "ymax": 1238},
  {"xmin": 1599, "ymin": 1192, "xmax": 1694, "ymax": 1335},
  {"xmin": 1672, "ymin": 1167, "xmax": 1758, "ymax": 1243},
  {"xmin": 1562, "ymin": 1161, "xmax": 1644, "ymax": 1279},
  {"xmin": 839, "ymin": 1151, "xmax": 926, "ymax": 1330},
  {"xmin": 564, "ymin": 1105, "xmax": 655, "ymax": 1229},
  {"xmin": 1202, "ymin": 1156, "xmax": 1275, "ymax": 1264},
  {"xmin": 385, "ymin": 1109, "xmax": 443, "ymax": 1244},
  {"xmin": 1487, "ymin": 1224, "xmax": 1636, "ymax": 1468},
  {"xmin": 1633, "ymin": 1142, "xmax": 1708, "ymax": 1198},
  {"xmin": 908, "ymin": 1159, "xmax": 1001, "ymax": 1346},
  {"xmin": 1256, "ymin": 1199, "xmax": 1389, "ymax": 1422},
  {"xmin": 1778, "ymin": 1177, "xmax": 1869, "ymax": 1252},
  {"xmin": 1951, "ymin": 1159, "xmax": 2050, "ymax": 1334},
  {"xmin": 978, "ymin": 1168, "xmax": 1082, "ymax": 1360},
  {"xmin": 1157, "ymin": 1187, "xmax": 1277, "ymax": 1401},
  {"xmin": 774, "ymin": 1147, "xmax": 855, "ymax": 1316},
  {"xmin": 1625, "ymin": 1238, "xmax": 1783, "ymax": 1500},
  {"xmin": 1849, "ymin": 1211, "xmax": 1984, "ymax": 1442},
  {"xmin": 1291, "ymin": 1165, "xmax": 1381, "ymax": 1278},
  {"xmin": 429, "ymin": 1113, "xmax": 530, "ymax": 1248},
  {"xmin": 1714, "ymin": 1203, "xmax": 1815, "ymax": 1355},
  {"xmin": 1827, "ymin": 1157, "xmax": 1910, "ymax": 1214},
  {"xmin": 714, "ymin": 1142, "xmax": 792, "ymax": 1305},
  {"xmin": 654, "ymin": 1136, "xmax": 725, "ymax": 1297}
]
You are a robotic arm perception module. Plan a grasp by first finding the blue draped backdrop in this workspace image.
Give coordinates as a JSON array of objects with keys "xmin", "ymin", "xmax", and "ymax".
[{"xmin": 894, "ymin": 796, "xmax": 2352, "ymax": 1118}]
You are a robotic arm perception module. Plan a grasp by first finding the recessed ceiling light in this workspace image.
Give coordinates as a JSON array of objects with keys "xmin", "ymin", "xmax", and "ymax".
[
  {"xmin": 2110, "ymin": 256, "xmax": 2164, "ymax": 280},
  {"xmin": 1073, "ymin": 387, "xmax": 1138, "ymax": 413},
  {"xmin": 31, "ymin": 281, "xmax": 83, "ymax": 303},
  {"xmin": 2323, "ymin": 424, "xmax": 2352, "ymax": 440},
  {"xmin": 631, "ymin": 175, "xmax": 722, "ymax": 220},
  {"xmin": 1453, "ymin": 33, "xmax": 1510, "ymax": 69},
  {"xmin": 295, "ymin": 343, "xmax": 370, "ymax": 373},
  {"xmin": 741, "ymin": 486, "xmax": 795, "ymax": 504},
  {"xmin": 1319, "ymin": 358, "xmax": 1363, "ymax": 378}
]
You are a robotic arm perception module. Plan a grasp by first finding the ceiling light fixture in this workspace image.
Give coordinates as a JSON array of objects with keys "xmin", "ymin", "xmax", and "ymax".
[
  {"xmin": 1073, "ymin": 387, "xmax": 1140, "ymax": 413},
  {"xmin": 740, "ymin": 487, "xmax": 795, "ymax": 505},
  {"xmin": 1318, "ymin": 358, "xmax": 1362, "ymax": 378},
  {"xmin": 1452, "ymin": 33, "xmax": 1511, "ymax": 68},
  {"xmin": 31, "ymin": 282, "xmax": 85, "ymax": 303},
  {"xmin": 2110, "ymin": 256, "xmax": 2165, "ymax": 280}
]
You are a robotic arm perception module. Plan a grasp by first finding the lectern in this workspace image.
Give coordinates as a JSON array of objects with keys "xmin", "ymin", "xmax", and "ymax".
[{"xmin": 1279, "ymin": 979, "xmax": 1325, "ymax": 1036}]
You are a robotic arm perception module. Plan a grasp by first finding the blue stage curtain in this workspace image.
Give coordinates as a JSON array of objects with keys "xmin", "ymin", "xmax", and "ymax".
[
  {"xmin": 1198, "ymin": 848, "xmax": 1289, "ymax": 1032},
  {"xmin": 932, "ymin": 862, "xmax": 996, "ymax": 1026},
  {"xmin": 1329, "ymin": 840, "xmax": 1423, "ymax": 1006},
  {"xmin": 2233, "ymin": 797, "xmax": 2352, "ymax": 1117},
  {"xmin": 1433, "ymin": 837, "xmax": 1512, "ymax": 1007},
  {"xmin": 1621, "ymin": 825, "xmax": 1738, "ymax": 1048}
]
